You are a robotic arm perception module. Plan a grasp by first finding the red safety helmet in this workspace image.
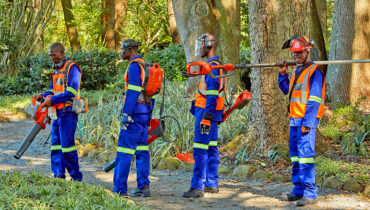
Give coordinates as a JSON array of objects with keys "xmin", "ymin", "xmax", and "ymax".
[{"xmin": 282, "ymin": 35, "xmax": 314, "ymax": 52}]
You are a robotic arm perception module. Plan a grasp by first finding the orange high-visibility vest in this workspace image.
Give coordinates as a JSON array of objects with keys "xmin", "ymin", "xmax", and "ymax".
[
  {"xmin": 288, "ymin": 64, "xmax": 325, "ymax": 119},
  {"xmin": 124, "ymin": 57, "xmax": 147, "ymax": 103},
  {"xmin": 52, "ymin": 60, "xmax": 82, "ymax": 110},
  {"xmin": 195, "ymin": 60, "xmax": 226, "ymax": 111}
]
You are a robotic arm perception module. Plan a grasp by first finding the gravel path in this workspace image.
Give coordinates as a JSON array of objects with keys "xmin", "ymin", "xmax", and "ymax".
[{"xmin": 0, "ymin": 119, "xmax": 368, "ymax": 209}]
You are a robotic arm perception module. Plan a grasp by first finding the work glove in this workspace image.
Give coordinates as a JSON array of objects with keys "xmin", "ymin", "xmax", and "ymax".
[
  {"xmin": 200, "ymin": 113, "xmax": 213, "ymax": 135},
  {"xmin": 121, "ymin": 113, "xmax": 134, "ymax": 130}
]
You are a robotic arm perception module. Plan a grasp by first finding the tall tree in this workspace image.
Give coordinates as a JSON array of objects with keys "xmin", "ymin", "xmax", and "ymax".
[
  {"xmin": 247, "ymin": 0, "xmax": 312, "ymax": 154},
  {"xmin": 310, "ymin": 0, "xmax": 327, "ymax": 67},
  {"xmin": 102, "ymin": 0, "xmax": 115, "ymax": 50},
  {"xmin": 167, "ymin": 0, "xmax": 181, "ymax": 43},
  {"xmin": 172, "ymin": 0, "xmax": 242, "ymax": 92},
  {"xmin": 61, "ymin": 0, "xmax": 81, "ymax": 51},
  {"xmin": 350, "ymin": 0, "xmax": 370, "ymax": 102},
  {"xmin": 0, "ymin": 0, "xmax": 55, "ymax": 74},
  {"xmin": 326, "ymin": 0, "xmax": 354, "ymax": 103},
  {"xmin": 114, "ymin": 0, "xmax": 127, "ymax": 51}
]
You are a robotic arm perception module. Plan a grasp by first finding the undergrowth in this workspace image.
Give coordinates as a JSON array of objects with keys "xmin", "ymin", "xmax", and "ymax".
[
  {"xmin": 0, "ymin": 171, "xmax": 142, "ymax": 209},
  {"xmin": 320, "ymin": 98, "xmax": 369, "ymax": 157}
]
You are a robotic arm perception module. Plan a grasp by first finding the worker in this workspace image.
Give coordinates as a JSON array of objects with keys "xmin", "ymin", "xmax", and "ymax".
[
  {"xmin": 183, "ymin": 33, "xmax": 226, "ymax": 198},
  {"xmin": 277, "ymin": 35, "xmax": 325, "ymax": 206},
  {"xmin": 113, "ymin": 39, "xmax": 153, "ymax": 197},
  {"xmin": 32, "ymin": 42, "xmax": 83, "ymax": 181}
]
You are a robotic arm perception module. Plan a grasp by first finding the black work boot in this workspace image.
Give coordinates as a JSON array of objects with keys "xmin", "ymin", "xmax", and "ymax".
[
  {"xmin": 182, "ymin": 188, "xmax": 204, "ymax": 198},
  {"xmin": 283, "ymin": 193, "xmax": 302, "ymax": 201},
  {"xmin": 204, "ymin": 187, "xmax": 219, "ymax": 193},
  {"xmin": 130, "ymin": 185, "xmax": 150, "ymax": 197},
  {"xmin": 296, "ymin": 197, "xmax": 318, "ymax": 206}
]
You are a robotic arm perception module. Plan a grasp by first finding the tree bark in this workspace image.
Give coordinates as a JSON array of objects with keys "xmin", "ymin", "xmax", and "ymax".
[
  {"xmin": 102, "ymin": 0, "xmax": 116, "ymax": 50},
  {"xmin": 61, "ymin": 0, "xmax": 81, "ymax": 52},
  {"xmin": 326, "ymin": 0, "xmax": 355, "ymax": 103},
  {"xmin": 167, "ymin": 0, "xmax": 181, "ymax": 44},
  {"xmin": 350, "ymin": 0, "xmax": 370, "ymax": 102},
  {"xmin": 247, "ymin": 0, "xmax": 311, "ymax": 155},
  {"xmin": 310, "ymin": 0, "xmax": 327, "ymax": 69},
  {"xmin": 172, "ymin": 0, "xmax": 242, "ymax": 93},
  {"xmin": 114, "ymin": 0, "xmax": 127, "ymax": 51}
]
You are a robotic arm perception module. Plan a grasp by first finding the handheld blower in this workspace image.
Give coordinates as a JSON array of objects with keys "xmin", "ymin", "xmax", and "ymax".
[{"xmin": 14, "ymin": 98, "xmax": 56, "ymax": 159}]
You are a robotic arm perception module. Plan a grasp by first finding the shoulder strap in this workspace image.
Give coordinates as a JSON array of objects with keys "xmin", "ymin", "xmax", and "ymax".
[
  {"xmin": 208, "ymin": 57, "xmax": 222, "ymax": 65},
  {"xmin": 288, "ymin": 62, "xmax": 314, "ymax": 102},
  {"xmin": 63, "ymin": 60, "xmax": 74, "ymax": 89}
]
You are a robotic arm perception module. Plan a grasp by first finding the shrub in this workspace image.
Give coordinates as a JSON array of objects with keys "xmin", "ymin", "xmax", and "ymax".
[
  {"xmin": 320, "ymin": 100, "xmax": 369, "ymax": 156},
  {"xmin": 0, "ymin": 49, "xmax": 120, "ymax": 96},
  {"xmin": 144, "ymin": 44, "xmax": 187, "ymax": 81}
]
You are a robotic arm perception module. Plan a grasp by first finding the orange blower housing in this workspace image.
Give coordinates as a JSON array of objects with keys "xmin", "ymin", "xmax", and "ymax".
[{"xmin": 142, "ymin": 63, "xmax": 164, "ymax": 96}]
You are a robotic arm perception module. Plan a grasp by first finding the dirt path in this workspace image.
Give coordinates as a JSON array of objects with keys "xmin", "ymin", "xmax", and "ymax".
[{"xmin": 0, "ymin": 119, "xmax": 368, "ymax": 209}]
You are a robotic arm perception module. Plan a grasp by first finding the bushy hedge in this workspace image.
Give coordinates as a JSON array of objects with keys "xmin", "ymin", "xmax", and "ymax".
[
  {"xmin": 0, "ymin": 49, "xmax": 120, "ymax": 95},
  {"xmin": 144, "ymin": 44, "xmax": 187, "ymax": 81},
  {"xmin": 0, "ymin": 44, "xmax": 187, "ymax": 96}
]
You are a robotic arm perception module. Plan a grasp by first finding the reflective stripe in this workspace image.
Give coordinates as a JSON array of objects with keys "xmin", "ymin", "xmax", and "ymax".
[
  {"xmin": 299, "ymin": 157, "xmax": 314, "ymax": 164},
  {"xmin": 151, "ymin": 95, "xmax": 156, "ymax": 99},
  {"xmin": 127, "ymin": 84, "xmax": 142, "ymax": 92},
  {"xmin": 206, "ymin": 90, "xmax": 219, "ymax": 95},
  {"xmin": 193, "ymin": 143, "xmax": 209, "ymax": 150},
  {"xmin": 293, "ymin": 83, "xmax": 302, "ymax": 90},
  {"xmin": 56, "ymin": 78, "xmax": 63, "ymax": 86},
  {"xmin": 66, "ymin": 87, "xmax": 78, "ymax": 96},
  {"xmin": 136, "ymin": 145, "xmax": 149, "ymax": 151},
  {"xmin": 290, "ymin": 156, "xmax": 298, "ymax": 162},
  {"xmin": 308, "ymin": 95, "xmax": 322, "ymax": 103},
  {"xmin": 62, "ymin": 146, "xmax": 76, "ymax": 153},
  {"xmin": 209, "ymin": 141, "xmax": 218, "ymax": 146},
  {"xmin": 117, "ymin": 147, "xmax": 135, "ymax": 154},
  {"xmin": 51, "ymin": 145, "xmax": 62, "ymax": 150},
  {"xmin": 48, "ymin": 89, "xmax": 54, "ymax": 93}
]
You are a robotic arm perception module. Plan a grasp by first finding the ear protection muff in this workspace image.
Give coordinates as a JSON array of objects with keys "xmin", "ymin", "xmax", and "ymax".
[
  {"xmin": 199, "ymin": 33, "xmax": 213, "ymax": 48},
  {"xmin": 52, "ymin": 57, "xmax": 67, "ymax": 69},
  {"xmin": 121, "ymin": 40, "xmax": 142, "ymax": 50}
]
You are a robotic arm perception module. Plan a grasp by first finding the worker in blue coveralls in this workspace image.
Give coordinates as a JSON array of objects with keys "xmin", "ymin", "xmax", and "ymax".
[
  {"xmin": 33, "ymin": 42, "xmax": 83, "ymax": 181},
  {"xmin": 277, "ymin": 35, "xmax": 325, "ymax": 206},
  {"xmin": 183, "ymin": 33, "xmax": 226, "ymax": 198},
  {"xmin": 113, "ymin": 39, "xmax": 152, "ymax": 197}
]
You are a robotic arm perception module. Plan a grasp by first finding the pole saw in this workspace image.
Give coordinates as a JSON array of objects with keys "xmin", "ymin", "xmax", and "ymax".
[{"xmin": 181, "ymin": 59, "xmax": 370, "ymax": 79}]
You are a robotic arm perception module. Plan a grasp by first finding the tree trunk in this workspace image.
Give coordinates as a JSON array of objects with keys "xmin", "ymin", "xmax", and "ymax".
[
  {"xmin": 326, "ymin": 0, "xmax": 355, "ymax": 103},
  {"xmin": 310, "ymin": 0, "xmax": 327, "ymax": 70},
  {"xmin": 247, "ymin": 0, "xmax": 311, "ymax": 155},
  {"xmin": 102, "ymin": 0, "xmax": 116, "ymax": 50},
  {"xmin": 350, "ymin": 0, "xmax": 370, "ymax": 102},
  {"xmin": 172, "ymin": 0, "xmax": 242, "ymax": 93},
  {"xmin": 167, "ymin": 0, "xmax": 181, "ymax": 44},
  {"xmin": 61, "ymin": 0, "xmax": 81, "ymax": 52},
  {"xmin": 114, "ymin": 0, "xmax": 127, "ymax": 51}
]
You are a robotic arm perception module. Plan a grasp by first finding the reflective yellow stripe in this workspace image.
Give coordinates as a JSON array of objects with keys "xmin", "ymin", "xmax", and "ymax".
[
  {"xmin": 299, "ymin": 157, "xmax": 314, "ymax": 164},
  {"xmin": 62, "ymin": 146, "xmax": 76, "ymax": 153},
  {"xmin": 193, "ymin": 143, "xmax": 209, "ymax": 150},
  {"xmin": 206, "ymin": 90, "xmax": 219, "ymax": 96},
  {"xmin": 290, "ymin": 156, "xmax": 298, "ymax": 162},
  {"xmin": 127, "ymin": 84, "xmax": 142, "ymax": 92},
  {"xmin": 66, "ymin": 87, "xmax": 78, "ymax": 96},
  {"xmin": 209, "ymin": 141, "xmax": 218, "ymax": 146},
  {"xmin": 151, "ymin": 95, "xmax": 156, "ymax": 99},
  {"xmin": 136, "ymin": 145, "xmax": 149, "ymax": 151},
  {"xmin": 51, "ymin": 145, "xmax": 62, "ymax": 150},
  {"xmin": 308, "ymin": 95, "xmax": 322, "ymax": 104},
  {"xmin": 117, "ymin": 147, "xmax": 135, "ymax": 154}
]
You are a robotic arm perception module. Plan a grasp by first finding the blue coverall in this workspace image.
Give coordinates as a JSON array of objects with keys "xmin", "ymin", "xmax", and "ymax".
[
  {"xmin": 41, "ymin": 58, "xmax": 83, "ymax": 181},
  {"xmin": 113, "ymin": 55, "xmax": 152, "ymax": 195},
  {"xmin": 191, "ymin": 56, "xmax": 223, "ymax": 190},
  {"xmin": 278, "ymin": 61, "xmax": 324, "ymax": 199}
]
